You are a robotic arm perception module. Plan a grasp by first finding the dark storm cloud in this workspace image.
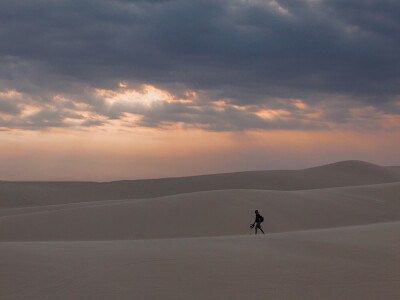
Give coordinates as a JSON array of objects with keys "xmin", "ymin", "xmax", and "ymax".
[{"xmin": 0, "ymin": 0, "xmax": 399, "ymax": 130}]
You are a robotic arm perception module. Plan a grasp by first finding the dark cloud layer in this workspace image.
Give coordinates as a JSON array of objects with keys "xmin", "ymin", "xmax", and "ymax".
[{"xmin": 0, "ymin": 0, "xmax": 399, "ymax": 131}]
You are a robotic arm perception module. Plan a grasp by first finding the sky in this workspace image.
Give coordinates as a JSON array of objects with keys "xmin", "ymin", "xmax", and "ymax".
[{"xmin": 0, "ymin": 0, "xmax": 399, "ymax": 181}]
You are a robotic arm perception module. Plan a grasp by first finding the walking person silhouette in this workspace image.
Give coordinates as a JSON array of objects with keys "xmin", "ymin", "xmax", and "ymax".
[{"xmin": 250, "ymin": 210, "xmax": 265, "ymax": 234}]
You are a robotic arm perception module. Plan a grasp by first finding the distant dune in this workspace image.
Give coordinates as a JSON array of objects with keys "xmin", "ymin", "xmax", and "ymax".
[
  {"xmin": 1, "ymin": 160, "xmax": 399, "ymax": 208},
  {"xmin": 1, "ymin": 160, "xmax": 400, "ymax": 299},
  {"xmin": 388, "ymin": 166, "xmax": 400, "ymax": 175}
]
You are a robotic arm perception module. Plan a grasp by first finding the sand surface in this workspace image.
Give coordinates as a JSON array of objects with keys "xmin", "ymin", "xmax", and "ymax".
[{"xmin": 1, "ymin": 160, "xmax": 399, "ymax": 299}]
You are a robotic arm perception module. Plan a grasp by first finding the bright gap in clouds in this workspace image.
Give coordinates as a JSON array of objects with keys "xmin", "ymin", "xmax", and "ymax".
[{"xmin": 98, "ymin": 84, "xmax": 174, "ymax": 107}]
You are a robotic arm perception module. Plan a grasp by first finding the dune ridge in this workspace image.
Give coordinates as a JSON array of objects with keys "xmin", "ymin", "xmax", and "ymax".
[
  {"xmin": 1, "ymin": 182, "xmax": 399, "ymax": 241},
  {"xmin": 1, "ymin": 160, "xmax": 399, "ymax": 208}
]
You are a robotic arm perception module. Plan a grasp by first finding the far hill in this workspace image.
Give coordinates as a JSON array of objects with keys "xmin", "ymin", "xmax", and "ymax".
[{"xmin": 1, "ymin": 160, "xmax": 399, "ymax": 208}]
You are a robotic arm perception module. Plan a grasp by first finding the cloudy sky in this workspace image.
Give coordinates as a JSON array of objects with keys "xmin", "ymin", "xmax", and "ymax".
[{"xmin": 0, "ymin": 0, "xmax": 399, "ymax": 180}]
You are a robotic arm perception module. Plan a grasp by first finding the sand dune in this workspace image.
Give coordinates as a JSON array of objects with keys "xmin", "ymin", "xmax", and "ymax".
[
  {"xmin": 1, "ymin": 160, "xmax": 399, "ymax": 208},
  {"xmin": 1, "ymin": 160, "xmax": 400, "ymax": 299},
  {"xmin": 388, "ymin": 166, "xmax": 400, "ymax": 175},
  {"xmin": 1, "ymin": 221, "xmax": 399, "ymax": 300},
  {"xmin": 1, "ymin": 182, "xmax": 399, "ymax": 241}
]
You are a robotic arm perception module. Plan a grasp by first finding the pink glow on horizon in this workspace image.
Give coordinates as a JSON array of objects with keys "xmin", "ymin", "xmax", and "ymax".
[{"xmin": 0, "ymin": 128, "xmax": 399, "ymax": 181}]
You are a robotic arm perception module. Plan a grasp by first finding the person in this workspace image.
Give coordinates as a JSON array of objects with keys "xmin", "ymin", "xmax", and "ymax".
[{"xmin": 251, "ymin": 210, "xmax": 264, "ymax": 234}]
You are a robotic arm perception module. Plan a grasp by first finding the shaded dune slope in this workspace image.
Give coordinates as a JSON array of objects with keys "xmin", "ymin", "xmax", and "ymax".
[
  {"xmin": 1, "ymin": 182, "xmax": 399, "ymax": 241},
  {"xmin": 388, "ymin": 166, "xmax": 400, "ymax": 175},
  {"xmin": 1, "ymin": 160, "xmax": 399, "ymax": 208}
]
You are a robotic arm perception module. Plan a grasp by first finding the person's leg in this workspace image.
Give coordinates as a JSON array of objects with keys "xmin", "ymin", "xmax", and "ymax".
[
  {"xmin": 259, "ymin": 226, "xmax": 265, "ymax": 234},
  {"xmin": 255, "ymin": 223, "xmax": 261, "ymax": 234}
]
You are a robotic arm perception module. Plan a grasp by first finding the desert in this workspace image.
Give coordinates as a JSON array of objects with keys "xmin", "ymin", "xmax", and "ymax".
[{"xmin": 1, "ymin": 160, "xmax": 400, "ymax": 299}]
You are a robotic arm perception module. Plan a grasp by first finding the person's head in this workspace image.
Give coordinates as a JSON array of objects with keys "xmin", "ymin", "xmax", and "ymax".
[{"xmin": 255, "ymin": 210, "xmax": 258, "ymax": 214}]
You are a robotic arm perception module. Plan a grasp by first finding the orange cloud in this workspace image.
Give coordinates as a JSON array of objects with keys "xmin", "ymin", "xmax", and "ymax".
[
  {"xmin": 293, "ymin": 99, "xmax": 308, "ymax": 109},
  {"xmin": 255, "ymin": 109, "xmax": 291, "ymax": 120}
]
